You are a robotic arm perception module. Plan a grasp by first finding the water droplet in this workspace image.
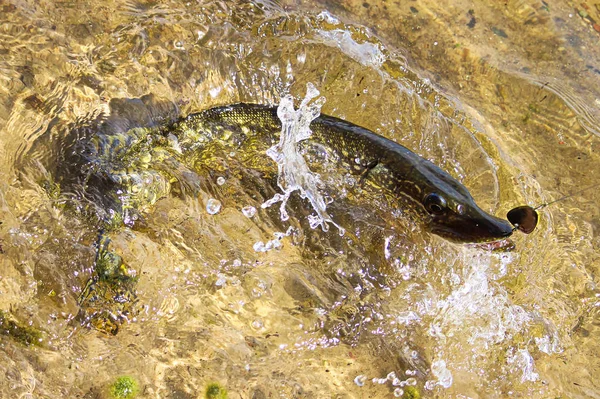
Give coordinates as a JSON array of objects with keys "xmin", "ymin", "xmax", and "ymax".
[
  {"xmin": 251, "ymin": 319, "xmax": 263, "ymax": 329},
  {"xmin": 206, "ymin": 198, "xmax": 222, "ymax": 215},
  {"xmin": 431, "ymin": 359, "xmax": 453, "ymax": 388},
  {"xmin": 354, "ymin": 375, "xmax": 367, "ymax": 387},
  {"xmin": 216, "ymin": 176, "xmax": 226, "ymax": 185},
  {"xmin": 242, "ymin": 206, "xmax": 257, "ymax": 218},
  {"xmin": 253, "ymin": 241, "xmax": 266, "ymax": 252},
  {"xmin": 215, "ymin": 274, "xmax": 226, "ymax": 286},
  {"xmin": 209, "ymin": 85, "xmax": 221, "ymax": 98},
  {"xmin": 344, "ymin": 174, "xmax": 356, "ymax": 187}
]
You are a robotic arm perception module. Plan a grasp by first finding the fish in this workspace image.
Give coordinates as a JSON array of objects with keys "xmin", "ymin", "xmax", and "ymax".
[
  {"xmin": 173, "ymin": 103, "xmax": 514, "ymax": 243},
  {"xmin": 24, "ymin": 96, "xmax": 516, "ymax": 334},
  {"xmin": 29, "ymin": 97, "xmax": 514, "ymax": 243}
]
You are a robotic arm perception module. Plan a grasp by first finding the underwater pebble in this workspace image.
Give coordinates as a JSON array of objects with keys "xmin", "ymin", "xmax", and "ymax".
[
  {"xmin": 354, "ymin": 375, "xmax": 367, "ymax": 387},
  {"xmin": 242, "ymin": 206, "xmax": 257, "ymax": 218},
  {"xmin": 216, "ymin": 176, "xmax": 226, "ymax": 185},
  {"xmin": 206, "ymin": 198, "xmax": 222, "ymax": 215}
]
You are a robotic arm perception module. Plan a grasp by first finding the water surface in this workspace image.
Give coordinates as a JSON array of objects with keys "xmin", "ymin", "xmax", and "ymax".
[{"xmin": 0, "ymin": 0, "xmax": 599, "ymax": 398}]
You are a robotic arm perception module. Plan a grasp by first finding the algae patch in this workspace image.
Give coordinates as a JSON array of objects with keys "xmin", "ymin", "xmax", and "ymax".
[
  {"xmin": 0, "ymin": 310, "xmax": 43, "ymax": 346},
  {"xmin": 205, "ymin": 382, "xmax": 228, "ymax": 399},
  {"xmin": 110, "ymin": 376, "xmax": 139, "ymax": 399},
  {"xmin": 402, "ymin": 386, "xmax": 421, "ymax": 399}
]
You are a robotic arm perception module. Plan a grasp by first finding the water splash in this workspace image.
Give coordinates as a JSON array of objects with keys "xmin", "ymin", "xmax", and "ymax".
[
  {"xmin": 507, "ymin": 348, "xmax": 539, "ymax": 383},
  {"xmin": 430, "ymin": 359, "xmax": 453, "ymax": 389},
  {"xmin": 262, "ymin": 83, "xmax": 344, "ymax": 234}
]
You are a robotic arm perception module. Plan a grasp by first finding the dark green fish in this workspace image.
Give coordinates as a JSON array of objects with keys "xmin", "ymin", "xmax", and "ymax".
[{"xmin": 49, "ymin": 98, "xmax": 511, "ymax": 243}]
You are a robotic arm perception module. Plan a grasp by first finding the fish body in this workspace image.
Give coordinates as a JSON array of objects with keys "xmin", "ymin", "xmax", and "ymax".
[{"xmin": 47, "ymin": 99, "xmax": 512, "ymax": 243}]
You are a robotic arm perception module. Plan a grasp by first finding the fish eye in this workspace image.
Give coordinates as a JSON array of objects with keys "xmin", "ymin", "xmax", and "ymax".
[{"xmin": 424, "ymin": 193, "xmax": 447, "ymax": 215}]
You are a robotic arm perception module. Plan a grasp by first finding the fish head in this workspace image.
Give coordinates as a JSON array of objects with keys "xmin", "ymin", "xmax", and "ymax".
[
  {"xmin": 413, "ymin": 163, "xmax": 514, "ymax": 243},
  {"xmin": 423, "ymin": 191, "xmax": 514, "ymax": 243}
]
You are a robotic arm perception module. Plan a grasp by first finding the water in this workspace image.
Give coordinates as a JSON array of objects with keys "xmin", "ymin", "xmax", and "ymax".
[
  {"xmin": 1, "ymin": 0, "xmax": 599, "ymax": 398},
  {"xmin": 262, "ymin": 82, "xmax": 342, "ymax": 233}
]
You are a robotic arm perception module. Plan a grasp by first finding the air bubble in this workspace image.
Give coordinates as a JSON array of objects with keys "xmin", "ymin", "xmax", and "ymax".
[
  {"xmin": 251, "ymin": 320, "xmax": 263, "ymax": 329},
  {"xmin": 354, "ymin": 375, "xmax": 367, "ymax": 387},
  {"xmin": 242, "ymin": 206, "xmax": 257, "ymax": 217},
  {"xmin": 216, "ymin": 177, "xmax": 226, "ymax": 185},
  {"xmin": 215, "ymin": 274, "xmax": 226, "ymax": 286},
  {"xmin": 206, "ymin": 198, "xmax": 222, "ymax": 214},
  {"xmin": 253, "ymin": 242, "xmax": 266, "ymax": 252}
]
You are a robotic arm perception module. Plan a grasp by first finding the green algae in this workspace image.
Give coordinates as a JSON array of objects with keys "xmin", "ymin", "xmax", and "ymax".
[
  {"xmin": 205, "ymin": 382, "xmax": 228, "ymax": 399},
  {"xmin": 110, "ymin": 376, "xmax": 139, "ymax": 399},
  {"xmin": 0, "ymin": 311, "xmax": 43, "ymax": 346},
  {"xmin": 402, "ymin": 386, "xmax": 421, "ymax": 399}
]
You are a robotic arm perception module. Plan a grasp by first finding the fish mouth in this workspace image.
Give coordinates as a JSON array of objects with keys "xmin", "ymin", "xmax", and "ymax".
[{"xmin": 430, "ymin": 214, "xmax": 514, "ymax": 244}]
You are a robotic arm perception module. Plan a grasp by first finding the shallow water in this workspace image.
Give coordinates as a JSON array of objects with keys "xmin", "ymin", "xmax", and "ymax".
[{"xmin": 0, "ymin": 0, "xmax": 599, "ymax": 398}]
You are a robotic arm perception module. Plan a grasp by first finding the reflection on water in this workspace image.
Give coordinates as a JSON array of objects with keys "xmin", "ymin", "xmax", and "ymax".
[{"xmin": 0, "ymin": 0, "xmax": 599, "ymax": 398}]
